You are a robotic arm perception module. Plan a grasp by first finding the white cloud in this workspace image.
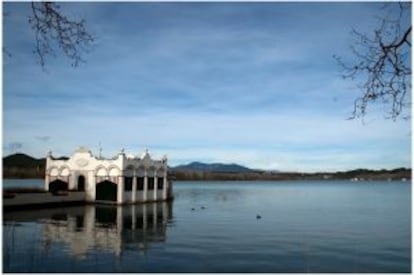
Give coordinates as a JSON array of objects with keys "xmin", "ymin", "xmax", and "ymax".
[
  {"xmin": 5, "ymin": 106, "xmax": 410, "ymax": 171},
  {"xmin": 3, "ymin": 2, "xmax": 410, "ymax": 172}
]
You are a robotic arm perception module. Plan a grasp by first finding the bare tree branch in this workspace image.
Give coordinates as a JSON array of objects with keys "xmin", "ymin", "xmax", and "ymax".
[
  {"xmin": 28, "ymin": 1, "xmax": 94, "ymax": 69},
  {"xmin": 334, "ymin": 2, "xmax": 411, "ymax": 121}
]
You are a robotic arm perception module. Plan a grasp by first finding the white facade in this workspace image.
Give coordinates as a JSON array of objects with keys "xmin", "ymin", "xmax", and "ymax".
[{"xmin": 45, "ymin": 147, "xmax": 173, "ymax": 204}]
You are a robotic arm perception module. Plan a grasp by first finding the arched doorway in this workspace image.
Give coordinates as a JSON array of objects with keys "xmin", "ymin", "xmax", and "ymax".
[
  {"xmin": 96, "ymin": 180, "xmax": 117, "ymax": 201},
  {"xmin": 77, "ymin": 175, "xmax": 85, "ymax": 191},
  {"xmin": 49, "ymin": 179, "xmax": 68, "ymax": 193}
]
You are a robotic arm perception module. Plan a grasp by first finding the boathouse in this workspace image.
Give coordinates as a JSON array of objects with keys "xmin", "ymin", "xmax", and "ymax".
[{"xmin": 45, "ymin": 147, "xmax": 173, "ymax": 204}]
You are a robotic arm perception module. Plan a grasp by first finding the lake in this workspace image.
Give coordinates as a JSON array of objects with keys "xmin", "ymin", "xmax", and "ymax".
[{"xmin": 3, "ymin": 179, "xmax": 411, "ymax": 272}]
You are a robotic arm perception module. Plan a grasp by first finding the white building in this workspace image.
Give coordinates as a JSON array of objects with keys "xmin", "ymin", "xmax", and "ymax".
[{"xmin": 45, "ymin": 147, "xmax": 173, "ymax": 204}]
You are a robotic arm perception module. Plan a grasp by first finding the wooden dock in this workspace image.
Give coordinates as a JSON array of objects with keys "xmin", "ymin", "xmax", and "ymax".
[{"xmin": 3, "ymin": 192, "xmax": 85, "ymax": 211}]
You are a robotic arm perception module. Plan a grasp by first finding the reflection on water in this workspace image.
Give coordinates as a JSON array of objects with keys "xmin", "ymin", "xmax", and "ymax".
[
  {"xmin": 4, "ymin": 202, "xmax": 173, "ymax": 261},
  {"xmin": 3, "ymin": 181, "xmax": 411, "ymax": 272}
]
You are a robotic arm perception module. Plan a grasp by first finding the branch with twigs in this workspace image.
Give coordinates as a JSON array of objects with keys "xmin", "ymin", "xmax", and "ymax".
[
  {"xmin": 28, "ymin": 1, "xmax": 94, "ymax": 69},
  {"xmin": 334, "ymin": 3, "xmax": 411, "ymax": 121}
]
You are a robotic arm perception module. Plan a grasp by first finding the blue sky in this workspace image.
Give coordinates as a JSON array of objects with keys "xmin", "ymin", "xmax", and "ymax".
[{"xmin": 3, "ymin": 2, "xmax": 411, "ymax": 172}]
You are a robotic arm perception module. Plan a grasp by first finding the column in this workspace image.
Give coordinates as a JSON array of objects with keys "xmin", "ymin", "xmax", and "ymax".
[
  {"xmin": 45, "ymin": 173, "xmax": 50, "ymax": 191},
  {"xmin": 132, "ymin": 172, "xmax": 137, "ymax": 203},
  {"xmin": 67, "ymin": 173, "xmax": 72, "ymax": 190},
  {"xmin": 153, "ymin": 171, "xmax": 158, "ymax": 201},
  {"xmin": 162, "ymin": 170, "xmax": 168, "ymax": 200},
  {"xmin": 117, "ymin": 176, "xmax": 124, "ymax": 204},
  {"xmin": 87, "ymin": 173, "xmax": 96, "ymax": 202},
  {"xmin": 143, "ymin": 170, "xmax": 148, "ymax": 202}
]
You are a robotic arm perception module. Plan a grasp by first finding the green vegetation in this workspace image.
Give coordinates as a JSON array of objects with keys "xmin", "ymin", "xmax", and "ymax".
[
  {"xmin": 3, "ymin": 153, "xmax": 45, "ymax": 178},
  {"xmin": 3, "ymin": 153, "xmax": 45, "ymax": 167},
  {"xmin": 171, "ymin": 168, "xmax": 411, "ymax": 181}
]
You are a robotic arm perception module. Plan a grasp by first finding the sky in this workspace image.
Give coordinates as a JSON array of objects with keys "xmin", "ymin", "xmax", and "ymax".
[{"xmin": 3, "ymin": 2, "xmax": 411, "ymax": 172}]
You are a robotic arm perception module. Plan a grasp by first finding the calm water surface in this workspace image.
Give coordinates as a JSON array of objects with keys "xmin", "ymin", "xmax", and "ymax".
[{"xmin": 3, "ymin": 180, "xmax": 411, "ymax": 272}]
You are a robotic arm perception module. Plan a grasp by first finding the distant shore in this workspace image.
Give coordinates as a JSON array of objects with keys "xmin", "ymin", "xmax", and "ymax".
[
  {"xmin": 3, "ymin": 152, "xmax": 411, "ymax": 181},
  {"xmin": 3, "ymin": 168, "xmax": 411, "ymax": 182},
  {"xmin": 170, "ymin": 169, "xmax": 411, "ymax": 181}
]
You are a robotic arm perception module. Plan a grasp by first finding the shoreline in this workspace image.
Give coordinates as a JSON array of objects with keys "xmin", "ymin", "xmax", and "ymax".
[{"xmin": 3, "ymin": 177, "xmax": 411, "ymax": 182}]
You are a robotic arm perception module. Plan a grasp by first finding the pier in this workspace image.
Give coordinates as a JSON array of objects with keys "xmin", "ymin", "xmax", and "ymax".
[{"xmin": 3, "ymin": 191, "xmax": 85, "ymax": 211}]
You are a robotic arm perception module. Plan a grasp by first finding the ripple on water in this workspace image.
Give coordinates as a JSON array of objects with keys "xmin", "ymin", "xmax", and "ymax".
[{"xmin": 2, "ymin": 181, "xmax": 411, "ymax": 272}]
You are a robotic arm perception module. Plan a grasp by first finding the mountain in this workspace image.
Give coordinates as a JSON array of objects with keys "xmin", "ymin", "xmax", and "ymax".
[
  {"xmin": 173, "ymin": 161, "xmax": 253, "ymax": 173},
  {"xmin": 3, "ymin": 153, "xmax": 45, "ymax": 167},
  {"xmin": 2, "ymin": 153, "xmax": 411, "ymax": 181},
  {"xmin": 3, "ymin": 153, "xmax": 46, "ymax": 179}
]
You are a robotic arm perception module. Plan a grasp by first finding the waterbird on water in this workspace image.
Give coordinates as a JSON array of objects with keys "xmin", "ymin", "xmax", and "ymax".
[
  {"xmin": 191, "ymin": 208, "xmax": 195, "ymax": 211},
  {"xmin": 256, "ymin": 214, "xmax": 262, "ymax": 219},
  {"xmin": 201, "ymin": 206, "xmax": 205, "ymax": 210}
]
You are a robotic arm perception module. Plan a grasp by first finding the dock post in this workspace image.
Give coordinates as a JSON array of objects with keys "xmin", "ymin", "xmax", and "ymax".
[
  {"xmin": 45, "ymin": 173, "xmax": 50, "ymax": 191},
  {"xmin": 132, "ymin": 172, "xmax": 137, "ymax": 203},
  {"xmin": 143, "ymin": 171, "xmax": 148, "ymax": 202},
  {"xmin": 154, "ymin": 171, "xmax": 158, "ymax": 201},
  {"xmin": 162, "ymin": 170, "xmax": 167, "ymax": 200}
]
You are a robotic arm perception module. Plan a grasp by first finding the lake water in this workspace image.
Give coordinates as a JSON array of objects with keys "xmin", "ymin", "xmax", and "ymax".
[{"xmin": 3, "ymin": 179, "xmax": 411, "ymax": 272}]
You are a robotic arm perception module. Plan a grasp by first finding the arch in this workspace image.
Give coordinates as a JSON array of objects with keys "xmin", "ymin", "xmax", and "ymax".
[
  {"xmin": 108, "ymin": 166, "xmax": 121, "ymax": 177},
  {"xmin": 95, "ymin": 165, "xmax": 108, "ymax": 177},
  {"xmin": 49, "ymin": 179, "xmax": 68, "ymax": 193},
  {"xmin": 49, "ymin": 167, "xmax": 60, "ymax": 177},
  {"xmin": 147, "ymin": 166, "xmax": 156, "ymax": 177},
  {"xmin": 60, "ymin": 166, "xmax": 71, "ymax": 177},
  {"xmin": 136, "ymin": 166, "xmax": 146, "ymax": 177},
  {"xmin": 77, "ymin": 175, "xmax": 86, "ymax": 191},
  {"xmin": 96, "ymin": 180, "xmax": 117, "ymax": 201},
  {"xmin": 158, "ymin": 167, "xmax": 165, "ymax": 175},
  {"xmin": 125, "ymin": 164, "xmax": 136, "ymax": 170},
  {"xmin": 124, "ymin": 165, "xmax": 135, "ymax": 177}
]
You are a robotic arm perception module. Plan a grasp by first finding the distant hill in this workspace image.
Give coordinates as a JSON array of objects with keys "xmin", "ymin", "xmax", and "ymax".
[
  {"xmin": 2, "ymin": 153, "xmax": 411, "ymax": 181},
  {"xmin": 3, "ymin": 153, "xmax": 45, "ymax": 178},
  {"xmin": 173, "ymin": 161, "xmax": 253, "ymax": 173},
  {"xmin": 3, "ymin": 153, "xmax": 45, "ymax": 167}
]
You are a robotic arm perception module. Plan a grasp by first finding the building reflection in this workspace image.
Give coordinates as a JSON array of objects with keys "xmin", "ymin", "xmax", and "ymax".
[{"xmin": 40, "ymin": 202, "xmax": 173, "ymax": 258}]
